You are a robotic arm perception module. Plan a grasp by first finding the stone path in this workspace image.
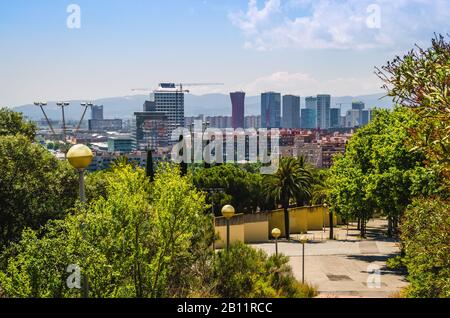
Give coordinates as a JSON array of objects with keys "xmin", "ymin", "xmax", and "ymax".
[{"xmin": 251, "ymin": 219, "xmax": 408, "ymax": 298}]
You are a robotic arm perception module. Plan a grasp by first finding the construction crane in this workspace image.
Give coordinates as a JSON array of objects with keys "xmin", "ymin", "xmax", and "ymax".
[{"xmin": 132, "ymin": 82, "xmax": 224, "ymax": 94}]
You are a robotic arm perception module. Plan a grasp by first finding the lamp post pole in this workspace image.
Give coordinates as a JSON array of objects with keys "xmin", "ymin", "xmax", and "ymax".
[
  {"xmin": 272, "ymin": 228, "xmax": 281, "ymax": 256},
  {"xmin": 300, "ymin": 235, "xmax": 308, "ymax": 284},
  {"xmin": 221, "ymin": 205, "xmax": 235, "ymax": 252},
  {"xmin": 78, "ymin": 169, "xmax": 86, "ymax": 203},
  {"xmin": 78, "ymin": 167, "xmax": 88, "ymax": 298},
  {"xmin": 67, "ymin": 144, "xmax": 94, "ymax": 299},
  {"xmin": 226, "ymin": 219, "xmax": 231, "ymax": 251}
]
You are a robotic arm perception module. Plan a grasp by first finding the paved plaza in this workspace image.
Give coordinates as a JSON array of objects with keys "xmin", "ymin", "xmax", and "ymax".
[{"xmin": 251, "ymin": 219, "xmax": 408, "ymax": 298}]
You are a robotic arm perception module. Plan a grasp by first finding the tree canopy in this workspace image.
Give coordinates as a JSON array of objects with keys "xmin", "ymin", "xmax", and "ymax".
[
  {"xmin": 0, "ymin": 135, "xmax": 78, "ymax": 248},
  {"xmin": 0, "ymin": 108, "xmax": 36, "ymax": 141}
]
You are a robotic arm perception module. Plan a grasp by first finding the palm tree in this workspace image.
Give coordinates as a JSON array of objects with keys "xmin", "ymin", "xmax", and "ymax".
[
  {"xmin": 264, "ymin": 157, "xmax": 312, "ymax": 239},
  {"xmin": 295, "ymin": 156, "xmax": 314, "ymax": 206},
  {"xmin": 310, "ymin": 169, "xmax": 330, "ymax": 205}
]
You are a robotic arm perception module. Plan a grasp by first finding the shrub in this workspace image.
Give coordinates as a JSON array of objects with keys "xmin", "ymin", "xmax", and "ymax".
[
  {"xmin": 400, "ymin": 197, "xmax": 450, "ymax": 298},
  {"xmin": 213, "ymin": 242, "xmax": 317, "ymax": 298}
]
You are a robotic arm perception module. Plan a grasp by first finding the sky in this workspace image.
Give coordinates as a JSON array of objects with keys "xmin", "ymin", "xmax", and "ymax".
[{"xmin": 1, "ymin": 0, "xmax": 450, "ymax": 107}]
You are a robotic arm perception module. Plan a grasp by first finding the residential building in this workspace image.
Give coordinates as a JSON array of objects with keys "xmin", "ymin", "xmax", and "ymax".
[{"xmin": 245, "ymin": 115, "xmax": 261, "ymax": 129}]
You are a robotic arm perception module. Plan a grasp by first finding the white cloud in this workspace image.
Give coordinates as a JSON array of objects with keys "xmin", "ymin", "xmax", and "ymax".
[
  {"xmin": 238, "ymin": 71, "xmax": 383, "ymax": 96},
  {"xmin": 229, "ymin": 0, "xmax": 450, "ymax": 50}
]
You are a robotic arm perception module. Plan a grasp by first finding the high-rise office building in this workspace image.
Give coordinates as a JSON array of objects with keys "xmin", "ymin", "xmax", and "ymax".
[
  {"xmin": 154, "ymin": 83, "xmax": 184, "ymax": 135},
  {"xmin": 361, "ymin": 109, "xmax": 371, "ymax": 126},
  {"xmin": 330, "ymin": 108, "xmax": 341, "ymax": 128},
  {"xmin": 230, "ymin": 91, "xmax": 245, "ymax": 129},
  {"xmin": 91, "ymin": 105, "xmax": 104, "ymax": 120},
  {"xmin": 305, "ymin": 97, "xmax": 317, "ymax": 110},
  {"xmin": 301, "ymin": 109, "xmax": 316, "ymax": 129},
  {"xmin": 134, "ymin": 100, "xmax": 169, "ymax": 150},
  {"xmin": 282, "ymin": 95, "xmax": 301, "ymax": 129},
  {"xmin": 345, "ymin": 109, "xmax": 362, "ymax": 128},
  {"xmin": 261, "ymin": 92, "xmax": 281, "ymax": 129},
  {"xmin": 352, "ymin": 101, "xmax": 365, "ymax": 110},
  {"xmin": 316, "ymin": 94, "xmax": 331, "ymax": 129}
]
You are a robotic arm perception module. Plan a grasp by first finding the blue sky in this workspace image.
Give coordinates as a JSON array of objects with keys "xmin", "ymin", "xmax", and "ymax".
[{"xmin": 1, "ymin": 0, "xmax": 449, "ymax": 106}]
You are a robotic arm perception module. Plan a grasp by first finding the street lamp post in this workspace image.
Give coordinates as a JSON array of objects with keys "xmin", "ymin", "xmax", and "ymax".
[
  {"xmin": 67, "ymin": 144, "xmax": 94, "ymax": 298},
  {"xmin": 271, "ymin": 228, "xmax": 281, "ymax": 256},
  {"xmin": 221, "ymin": 205, "xmax": 235, "ymax": 252},
  {"xmin": 56, "ymin": 102, "xmax": 70, "ymax": 142},
  {"xmin": 300, "ymin": 235, "xmax": 308, "ymax": 284}
]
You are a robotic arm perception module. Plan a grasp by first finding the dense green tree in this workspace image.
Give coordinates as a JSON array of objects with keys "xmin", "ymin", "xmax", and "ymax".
[
  {"xmin": 0, "ymin": 135, "xmax": 78, "ymax": 248},
  {"xmin": 0, "ymin": 163, "xmax": 214, "ymax": 298},
  {"xmin": 264, "ymin": 157, "xmax": 312, "ymax": 239},
  {"xmin": 400, "ymin": 198, "xmax": 450, "ymax": 298},
  {"xmin": 377, "ymin": 35, "xmax": 450, "ymax": 181},
  {"xmin": 328, "ymin": 108, "xmax": 427, "ymax": 237},
  {"xmin": 0, "ymin": 108, "xmax": 36, "ymax": 140},
  {"xmin": 0, "ymin": 163, "xmax": 317, "ymax": 299},
  {"xmin": 145, "ymin": 149, "xmax": 154, "ymax": 181},
  {"xmin": 193, "ymin": 164, "xmax": 266, "ymax": 215},
  {"xmin": 376, "ymin": 35, "xmax": 450, "ymax": 298}
]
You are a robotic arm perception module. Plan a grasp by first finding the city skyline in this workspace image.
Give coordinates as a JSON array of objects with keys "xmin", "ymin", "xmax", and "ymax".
[{"xmin": 2, "ymin": 0, "xmax": 450, "ymax": 106}]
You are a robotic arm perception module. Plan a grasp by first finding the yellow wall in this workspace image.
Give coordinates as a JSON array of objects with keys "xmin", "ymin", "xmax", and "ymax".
[
  {"xmin": 306, "ymin": 206, "xmax": 325, "ymax": 230},
  {"xmin": 215, "ymin": 224, "xmax": 245, "ymax": 249},
  {"xmin": 244, "ymin": 221, "xmax": 269, "ymax": 243},
  {"xmin": 214, "ymin": 206, "xmax": 339, "ymax": 249},
  {"xmin": 268, "ymin": 209, "xmax": 286, "ymax": 238},
  {"xmin": 290, "ymin": 208, "xmax": 308, "ymax": 234}
]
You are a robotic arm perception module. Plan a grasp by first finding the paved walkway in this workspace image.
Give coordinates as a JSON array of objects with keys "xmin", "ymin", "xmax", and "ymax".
[{"xmin": 251, "ymin": 219, "xmax": 408, "ymax": 298}]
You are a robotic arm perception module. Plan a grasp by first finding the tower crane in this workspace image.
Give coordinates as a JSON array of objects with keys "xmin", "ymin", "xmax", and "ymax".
[{"xmin": 132, "ymin": 82, "xmax": 224, "ymax": 94}]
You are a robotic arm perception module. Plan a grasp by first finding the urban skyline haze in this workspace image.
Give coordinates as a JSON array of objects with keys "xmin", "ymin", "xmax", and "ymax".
[{"xmin": 1, "ymin": 1, "xmax": 450, "ymax": 106}]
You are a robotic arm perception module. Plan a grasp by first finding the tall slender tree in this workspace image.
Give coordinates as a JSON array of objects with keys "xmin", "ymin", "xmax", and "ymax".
[{"xmin": 146, "ymin": 149, "xmax": 154, "ymax": 182}]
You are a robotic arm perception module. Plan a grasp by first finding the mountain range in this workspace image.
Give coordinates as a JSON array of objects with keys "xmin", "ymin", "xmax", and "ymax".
[{"xmin": 12, "ymin": 93, "xmax": 394, "ymax": 121}]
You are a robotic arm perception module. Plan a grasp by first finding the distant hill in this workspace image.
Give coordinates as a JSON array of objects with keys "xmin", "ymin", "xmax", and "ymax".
[{"xmin": 13, "ymin": 93, "xmax": 393, "ymax": 121}]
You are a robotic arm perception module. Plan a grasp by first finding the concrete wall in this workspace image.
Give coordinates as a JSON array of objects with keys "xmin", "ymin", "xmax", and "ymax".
[
  {"xmin": 289, "ymin": 208, "xmax": 308, "ymax": 234},
  {"xmin": 214, "ymin": 206, "xmax": 338, "ymax": 248},
  {"xmin": 215, "ymin": 214, "xmax": 245, "ymax": 249},
  {"xmin": 243, "ymin": 213, "xmax": 269, "ymax": 243},
  {"xmin": 306, "ymin": 206, "xmax": 325, "ymax": 230}
]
